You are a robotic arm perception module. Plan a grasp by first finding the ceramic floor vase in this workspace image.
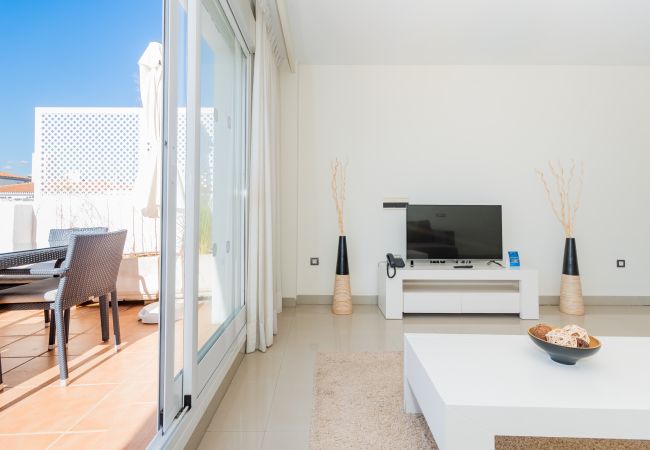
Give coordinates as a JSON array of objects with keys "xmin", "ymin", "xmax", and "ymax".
[
  {"xmin": 332, "ymin": 235, "xmax": 352, "ymax": 315},
  {"xmin": 560, "ymin": 237, "xmax": 584, "ymax": 315}
]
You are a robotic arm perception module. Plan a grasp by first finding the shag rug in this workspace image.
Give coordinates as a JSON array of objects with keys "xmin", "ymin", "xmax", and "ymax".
[{"xmin": 310, "ymin": 352, "xmax": 650, "ymax": 450}]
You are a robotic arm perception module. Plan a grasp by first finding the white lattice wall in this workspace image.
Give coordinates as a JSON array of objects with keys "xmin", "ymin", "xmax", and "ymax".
[
  {"xmin": 35, "ymin": 108, "xmax": 140, "ymax": 195},
  {"xmin": 33, "ymin": 107, "xmax": 215, "ymax": 253}
]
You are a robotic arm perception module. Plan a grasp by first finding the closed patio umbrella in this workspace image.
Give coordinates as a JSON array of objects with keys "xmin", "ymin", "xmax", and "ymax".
[{"xmin": 133, "ymin": 42, "xmax": 163, "ymax": 218}]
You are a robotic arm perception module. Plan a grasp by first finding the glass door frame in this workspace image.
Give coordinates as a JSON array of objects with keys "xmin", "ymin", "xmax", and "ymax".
[
  {"xmin": 156, "ymin": 0, "xmax": 252, "ymax": 442},
  {"xmin": 159, "ymin": 0, "xmax": 185, "ymax": 434}
]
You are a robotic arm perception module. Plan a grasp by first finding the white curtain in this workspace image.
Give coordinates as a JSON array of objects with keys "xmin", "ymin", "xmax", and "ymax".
[{"xmin": 246, "ymin": 0, "xmax": 282, "ymax": 353}]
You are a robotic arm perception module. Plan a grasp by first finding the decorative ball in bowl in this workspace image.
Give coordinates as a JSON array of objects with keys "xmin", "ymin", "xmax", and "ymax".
[{"xmin": 528, "ymin": 324, "xmax": 601, "ymax": 365}]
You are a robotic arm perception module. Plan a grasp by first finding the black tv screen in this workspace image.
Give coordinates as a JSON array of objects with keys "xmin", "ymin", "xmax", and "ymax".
[{"xmin": 406, "ymin": 205, "xmax": 503, "ymax": 260}]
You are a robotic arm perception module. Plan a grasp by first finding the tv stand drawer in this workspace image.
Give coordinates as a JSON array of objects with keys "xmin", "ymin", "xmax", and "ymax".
[
  {"xmin": 403, "ymin": 292, "xmax": 462, "ymax": 313},
  {"xmin": 462, "ymin": 293, "xmax": 519, "ymax": 313}
]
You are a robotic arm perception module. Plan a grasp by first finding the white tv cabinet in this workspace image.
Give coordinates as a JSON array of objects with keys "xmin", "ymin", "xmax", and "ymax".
[{"xmin": 377, "ymin": 263, "xmax": 539, "ymax": 320}]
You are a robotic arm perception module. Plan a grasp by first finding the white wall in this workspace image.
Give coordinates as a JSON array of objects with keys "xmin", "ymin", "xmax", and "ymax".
[
  {"xmin": 280, "ymin": 70, "xmax": 299, "ymax": 299},
  {"xmin": 280, "ymin": 65, "xmax": 650, "ymax": 298},
  {"xmin": 0, "ymin": 201, "xmax": 35, "ymax": 252}
]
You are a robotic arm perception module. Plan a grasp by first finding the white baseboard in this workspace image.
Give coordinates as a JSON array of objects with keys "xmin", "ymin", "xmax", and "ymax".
[
  {"xmin": 540, "ymin": 296, "xmax": 650, "ymax": 306},
  {"xmin": 296, "ymin": 295, "xmax": 378, "ymax": 305},
  {"xmin": 282, "ymin": 297, "xmax": 296, "ymax": 307},
  {"xmin": 286, "ymin": 295, "xmax": 650, "ymax": 307}
]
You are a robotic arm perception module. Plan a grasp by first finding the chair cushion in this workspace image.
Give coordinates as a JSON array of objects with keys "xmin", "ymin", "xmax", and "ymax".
[{"xmin": 0, "ymin": 278, "xmax": 60, "ymax": 305}]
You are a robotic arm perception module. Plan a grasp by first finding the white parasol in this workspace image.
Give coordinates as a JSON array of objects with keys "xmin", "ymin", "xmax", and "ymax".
[{"xmin": 133, "ymin": 42, "xmax": 163, "ymax": 218}]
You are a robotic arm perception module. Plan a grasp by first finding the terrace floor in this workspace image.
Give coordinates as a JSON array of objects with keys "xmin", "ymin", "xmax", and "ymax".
[{"xmin": 0, "ymin": 303, "xmax": 158, "ymax": 449}]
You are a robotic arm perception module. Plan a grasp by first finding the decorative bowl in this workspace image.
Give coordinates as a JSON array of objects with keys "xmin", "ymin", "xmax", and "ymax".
[{"xmin": 528, "ymin": 327, "xmax": 601, "ymax": 365}]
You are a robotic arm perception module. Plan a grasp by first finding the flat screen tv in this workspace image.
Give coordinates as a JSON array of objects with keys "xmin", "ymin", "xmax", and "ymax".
[{"xmin": 406, "ymin": 205, "xmax": 502, "ymax": 261}]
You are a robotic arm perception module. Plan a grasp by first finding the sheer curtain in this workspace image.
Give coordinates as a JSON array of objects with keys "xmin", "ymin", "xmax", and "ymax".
[{"xmin": 246, "ymin": 0, "xmax": 281, "ymax": 353}]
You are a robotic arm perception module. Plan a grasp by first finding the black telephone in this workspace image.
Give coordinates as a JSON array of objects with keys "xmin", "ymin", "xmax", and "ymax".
[{"xmin": 386, "ymin": 253, "xmax": 405, "ymax": 278}]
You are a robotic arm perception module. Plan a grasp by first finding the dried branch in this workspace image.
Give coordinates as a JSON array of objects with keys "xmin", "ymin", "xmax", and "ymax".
[
  {"xmin": 330, "ymin": 158, "xmax": 347, "ymax": 235},
  {"xmin": 537, "ymin": 160, "xmax": 584, "ymax": 237}
]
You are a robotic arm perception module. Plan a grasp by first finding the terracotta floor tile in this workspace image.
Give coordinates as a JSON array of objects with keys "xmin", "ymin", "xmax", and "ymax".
[
  {"xmin": 0, "ymin": 334, "xmax": 51, "ymax": 357},
  {"xmin": 48, "ymin": 431, "xmax": 107, "ymax": 449},
  {"xmin": 0, "ymin": 387, "xmax": 35, "ymax": 410},
  {"xmin": 119, "ymin": 331, "xmax": 159, "ymax": 355},
  {"xmin": 49, "ymin": 333, "xmax": 113, "ymax": 357},
  {"xmin": 72, "ymin": 381, "xmax": 157, "ymax": 431},
  {"xmin": 1, "ymin": 356, "xmax": 59, "ymax": 388},
  {"xmin": 0, "ymin": 310, "xmax": 41, "ymax": 322},
  {"xmin": 0, "ymin": 384, "xmax": 116, "ymax": 433},
  {"xmin": 1, "ymin": 356, "xmax": 31, "ymax": 373},
  {"xmin": 0, "ymin": 320, "xmax": 46, "ymax": 337},
  {"xmin": 0, "ymin": 432, "xmax": 61, "ymax": 449},
  {"xmin": 0, "ymin": 303, "xmax": 158, "ymax": 449},
  {"xmin": 0, "ymin": 335, "xmax": 24, "ymax": 347},
  {"xmin": 101, "ymin": 402, "xmax": 157, "ymax": 450},
  {"xmin": 68, "ymin": 350, "xmax": 149, "ymax": 385}
]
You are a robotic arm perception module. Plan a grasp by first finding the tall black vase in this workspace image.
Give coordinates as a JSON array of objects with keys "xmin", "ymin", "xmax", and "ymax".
[
  {"xmin": 562, "ymin": 238, "xmax": 579, "ymax": 276},
  {"xmin": 336, "ymin": 236, "xmax": 349, "ymax": 275},
  {"xmin": 333, "ymin": 235, "xmax": 352, "ymax": 314}
]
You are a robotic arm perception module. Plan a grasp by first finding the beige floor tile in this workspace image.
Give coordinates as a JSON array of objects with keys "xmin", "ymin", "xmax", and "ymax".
[
  {"xmin": 233, "ymin": 351, "xmax": 285, "ymax": 384},
  {"xmin": 198, "ymin": 431, "xmax": 264, "ymax": 450},
  {"xmin": 261, "ymin": 431, "xmax": 309, "ymax": 450},
  {"xmin": 265, "ymin": 382, "xmax": 313, "ymax": 432},
  {"xmin": 207, "ymin": 380, "xmax": 276, "ymax": 432}
]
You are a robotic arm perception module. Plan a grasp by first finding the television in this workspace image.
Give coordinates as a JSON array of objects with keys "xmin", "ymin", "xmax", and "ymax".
[{"xmin": 406, "ymin": 205, "xmax": 502, "ymax": 261}]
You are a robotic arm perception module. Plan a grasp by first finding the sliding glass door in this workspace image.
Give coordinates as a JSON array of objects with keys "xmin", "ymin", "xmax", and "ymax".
[
  {"xmin": 197, "ymin": 0, "xmax": 246, "ymax": 362},
  {"xmin": 159, "ymin": 0, "xmax": 249, "ymax": 437}
]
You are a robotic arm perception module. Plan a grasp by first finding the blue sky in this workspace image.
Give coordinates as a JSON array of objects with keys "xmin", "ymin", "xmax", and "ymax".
[{"xmin": 0, "ymin": 1, "xmax": 162, "ymax": 175}]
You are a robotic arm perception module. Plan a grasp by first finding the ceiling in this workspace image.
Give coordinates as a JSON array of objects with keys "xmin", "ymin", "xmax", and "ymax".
[{"xmin": 283, "ymin": 0, "xmax": 650, "ymax": 65}]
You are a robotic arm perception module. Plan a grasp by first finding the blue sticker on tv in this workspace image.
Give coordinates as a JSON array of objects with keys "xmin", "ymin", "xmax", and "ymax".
[{"xmin": 508, "ymin": 251, "xmax": 520, "ymax": 268}]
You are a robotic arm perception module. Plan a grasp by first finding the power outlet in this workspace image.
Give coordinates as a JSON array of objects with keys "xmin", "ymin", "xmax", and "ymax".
[
  {"xmin": 617, "ymin": 259, "xmax": 626, "ymax": 268},
  {"xmin": 310, "ymin": 257, "xmax": 319, "ymax": 266}
]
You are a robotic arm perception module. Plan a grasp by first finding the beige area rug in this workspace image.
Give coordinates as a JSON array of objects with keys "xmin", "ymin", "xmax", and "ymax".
[{"xmin": 310, "ymin": 352, "xmax": 650, "ymax": 450}]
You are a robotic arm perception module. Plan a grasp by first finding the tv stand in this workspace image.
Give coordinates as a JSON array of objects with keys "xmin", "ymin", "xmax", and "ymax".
[{"xmin": 377, "ymin": 263, "xmax": 539, "ymax": 320}]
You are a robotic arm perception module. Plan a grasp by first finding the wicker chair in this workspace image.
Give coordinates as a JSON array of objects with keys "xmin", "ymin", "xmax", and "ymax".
[
  {"xmin": 41, "ymin": 227, "xmax": 109, "ymax": 324},
  {"xmin": 0, "ymin": 230, "xmax": 127, "ymax": 386},
  {"xmin": 48, "ymin": 227, "xmax": 109, "ymax": 247}
]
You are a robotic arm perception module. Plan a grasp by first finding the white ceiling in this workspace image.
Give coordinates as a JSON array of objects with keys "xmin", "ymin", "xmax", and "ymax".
[{"xmin": 283, "ymin": 0, "xmax": 650, "ymax": 65}]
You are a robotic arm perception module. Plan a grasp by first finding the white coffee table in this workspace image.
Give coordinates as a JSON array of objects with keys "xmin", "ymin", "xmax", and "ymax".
[{"xmin": 404, "ymin": 333, "xmax": 650, "ymax": 450}]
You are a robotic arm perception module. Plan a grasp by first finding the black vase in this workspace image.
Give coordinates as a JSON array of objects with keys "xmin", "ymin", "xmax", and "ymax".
[
  {"xmin": 336, "ymin": 236, "xmax": 349, "ymax": 275},
  {"xmin": 562, "ymin": 238, "xmax": 579, "ymax": 276}
]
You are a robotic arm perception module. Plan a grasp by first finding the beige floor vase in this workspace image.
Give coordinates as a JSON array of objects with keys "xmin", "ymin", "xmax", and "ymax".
[
  {"xmin": 560, "ymin": 238, "xmax": 585, "ymax": 315},
  {"xmin": 332, "ymin": 236, "xmax": 352, "ymax": 315}
]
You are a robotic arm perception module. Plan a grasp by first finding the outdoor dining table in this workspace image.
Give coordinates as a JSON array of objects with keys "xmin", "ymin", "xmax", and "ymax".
[
  {"xmin": 0, "ymin": 244, "xmax": 68, "ymax": 387},
  {"xmin": 0, "ymin": 245, "xmax": 67, "ymax": 271}
]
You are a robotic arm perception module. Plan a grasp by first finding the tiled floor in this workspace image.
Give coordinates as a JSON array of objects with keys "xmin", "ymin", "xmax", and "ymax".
[
  {"xmin": 0, "ymin": 303, "xmax": 158, "ymax": 449},
  {"xmin": 197, "ymin": 303, "xmax": 650, "ymax": 450}
]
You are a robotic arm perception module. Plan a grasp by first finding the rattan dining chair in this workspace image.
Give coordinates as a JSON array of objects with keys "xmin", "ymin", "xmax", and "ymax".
[
  {"xmin": 0, "ymin": 230, "xmax": 127, "ymax": 386},
  {"xmin": 47, "ymin": 227, "xmax": 109, "ymax": 247},
  {"xmin": 40, "ymin": 227, "xmax": 109, "ymax": 324}
]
